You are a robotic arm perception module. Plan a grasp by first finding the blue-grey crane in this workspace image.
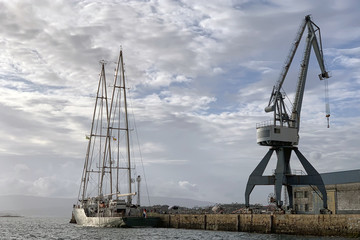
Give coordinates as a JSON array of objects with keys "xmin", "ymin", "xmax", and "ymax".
[{"xmin": 245, "ymin": 15, "xmax": 331, "ymax": 212}]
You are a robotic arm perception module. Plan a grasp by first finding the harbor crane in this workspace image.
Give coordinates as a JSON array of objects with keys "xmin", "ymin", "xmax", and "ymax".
[{"xmin": 245, "ymin": 15, "xmax": 330, "ymax": 212}]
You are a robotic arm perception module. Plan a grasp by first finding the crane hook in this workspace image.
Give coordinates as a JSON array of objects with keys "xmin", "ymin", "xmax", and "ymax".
[
  {"xmin": 324, "ymin": 78, "xmax": 330, "ymax": 128},
  {"xmin": 326, "ymin": 114, "xmax": 330, "ymax": 128}
]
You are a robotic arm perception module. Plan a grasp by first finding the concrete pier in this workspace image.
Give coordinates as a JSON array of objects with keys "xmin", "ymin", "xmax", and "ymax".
[{"xmin": 155, "ymin": 214, "xmax": 360, "ymax": 237}]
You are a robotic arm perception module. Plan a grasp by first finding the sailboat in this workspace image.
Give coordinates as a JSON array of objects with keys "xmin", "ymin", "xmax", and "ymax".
[{"xmin": 72, "ymin": 50, "xmax": 159, "ymax": 227}]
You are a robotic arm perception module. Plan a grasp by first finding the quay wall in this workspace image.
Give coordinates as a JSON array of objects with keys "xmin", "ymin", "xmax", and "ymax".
[{"xmin": 156, "ymin": 214, "xmax": 360, "ymax": 237}]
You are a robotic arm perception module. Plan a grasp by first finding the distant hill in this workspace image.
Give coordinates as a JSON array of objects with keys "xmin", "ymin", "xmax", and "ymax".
[
  {"xmin": 0, "ymin": 195, "xmax": 214, "ymax": 217},
  {"xmin": 142, "ymin": 196, "xmax": 213, "ymax": 208},
  {"xmin": 0, "ymin": 195, "xmax": 76, "ymax": 217}
]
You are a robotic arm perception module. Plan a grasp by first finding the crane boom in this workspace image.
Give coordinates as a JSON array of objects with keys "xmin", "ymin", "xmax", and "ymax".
[
  {"xmin": 290, "ymin": 16, "xmax": 329, "ymax": 130},
  {"xmin": 268, "ymin": 17, "xmax": 307, "ymax": 108}
]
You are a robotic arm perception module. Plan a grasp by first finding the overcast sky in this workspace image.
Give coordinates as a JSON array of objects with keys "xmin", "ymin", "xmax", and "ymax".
[{"xmin": 0, "ymin": 0, "xmax": 359, "ymax": 206}]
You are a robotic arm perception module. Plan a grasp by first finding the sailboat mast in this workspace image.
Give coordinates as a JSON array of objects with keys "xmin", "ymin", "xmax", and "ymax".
[
  {"xmin": 79, "ymin": 64, "xmax": 104, "ymax": 202},
  {"xmin": 108, "ymin": 50, "xmax": 122, "ymax": 198},
  {"xmin": 114, "ymin": 52, "xmax": 122, "ymax": 198},
  {"xmin": 119, "ymin": 50, "xmax": 133, "ymax": 204},
  {"xmin": 99, "ymin": 62, "xmax": 111, "ymax": 197}
]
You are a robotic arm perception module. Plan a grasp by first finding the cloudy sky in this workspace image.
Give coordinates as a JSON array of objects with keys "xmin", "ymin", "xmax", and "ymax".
[{"xmin": 0, "ymin": 0, "xmax": 359, "ymax": 206}]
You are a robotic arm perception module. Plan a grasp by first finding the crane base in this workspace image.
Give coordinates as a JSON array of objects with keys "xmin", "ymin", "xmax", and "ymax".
[{"xmin": 245, "ymin": 146, "xmax": 328, "ymax": 210}]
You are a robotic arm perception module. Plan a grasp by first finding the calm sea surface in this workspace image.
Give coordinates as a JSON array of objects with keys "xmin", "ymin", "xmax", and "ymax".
[{"xmin": 0, "ymin": 217, "xmax": 352, "ymax": 240}]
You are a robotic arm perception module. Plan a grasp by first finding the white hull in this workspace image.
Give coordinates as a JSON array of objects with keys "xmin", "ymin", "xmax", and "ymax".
[{"xmin": 73, "ymin": 207, "xmax": 126, "ymax": 227}]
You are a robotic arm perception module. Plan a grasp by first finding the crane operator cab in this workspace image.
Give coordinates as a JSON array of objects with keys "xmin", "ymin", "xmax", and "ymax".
[{"xmin": 257, "ymin": 123, "xmax": 298, "ymax": 146}]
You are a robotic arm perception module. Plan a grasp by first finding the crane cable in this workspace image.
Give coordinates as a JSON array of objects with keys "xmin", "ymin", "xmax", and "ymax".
[{"xmin": 324, "ymin": 78, "xmax": 330, "ymax": 128}]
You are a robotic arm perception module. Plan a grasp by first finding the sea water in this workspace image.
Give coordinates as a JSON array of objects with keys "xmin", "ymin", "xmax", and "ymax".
[{"xmin": 0, "ymin": 217, "xmax": 351, "ymax": 240}]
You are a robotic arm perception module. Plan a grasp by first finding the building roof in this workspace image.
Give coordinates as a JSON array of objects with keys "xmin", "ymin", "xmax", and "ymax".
[{"xmin": 321, "ymin": 169, "xmax": 360, "ymax": 185}]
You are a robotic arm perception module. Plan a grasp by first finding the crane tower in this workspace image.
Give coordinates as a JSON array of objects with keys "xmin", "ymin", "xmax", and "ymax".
[{"xmin": 245, "ymin": 15, "xmax": 330, "ymax": 212}]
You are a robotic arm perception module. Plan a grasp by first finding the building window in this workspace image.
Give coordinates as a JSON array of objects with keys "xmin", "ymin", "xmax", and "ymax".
[
  {"xmin": 295, "ymin": 204, "xmax": 298, "ymax": 211},
  {"xmin": 299, "ymin": 204, "xmax": 304, "ymax": 211},
  {"xmin": 274, "ymin": 128, "xmax": 280, "ymax": 134},
  {"xmin": 304, "ymin": 191, "xmax": 308, "ymax": 198},
  {"xmin": 295, "ymin": 191, "xmax": 303, "ymax": 198},
  {"xmin": 305, "ymin": 204, "xmax": 309, "ymax": 212}
]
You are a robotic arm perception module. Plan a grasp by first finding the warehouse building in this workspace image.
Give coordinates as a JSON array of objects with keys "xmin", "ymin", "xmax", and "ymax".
[{"xmin": 293, "ymin": 170, "xmax": 360, "ymax": 214}]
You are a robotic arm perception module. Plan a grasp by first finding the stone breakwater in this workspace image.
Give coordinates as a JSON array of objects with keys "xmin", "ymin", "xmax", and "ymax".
[{"xmin": 155, "ymin": 214, "xmax": 360, "ymax": 237}]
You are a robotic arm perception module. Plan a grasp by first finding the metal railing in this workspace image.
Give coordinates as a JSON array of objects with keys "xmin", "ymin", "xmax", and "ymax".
[
  {"xmin": 256, "ymin": 119, "xmax": 274, "ymax": 129},
  {"xmin": 272, "ymin": 169, "xmax": 306, "ymax": 175}
]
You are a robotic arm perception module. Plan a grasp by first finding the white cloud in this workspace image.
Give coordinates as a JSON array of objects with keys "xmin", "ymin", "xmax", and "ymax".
[
  {"xmin": 143, "ymin": 70, "xmax": 192, "ymax": 88},
  {"xmin": 14, "ymin": 163, "xmax": 30, "ymax": 173},
  {"xmin": 338, "ymin": 57, "xmax": 360, "ymax": 70},
  {"xmin": 31, "ymin": 177, "xmax": 54, "ymax": 196},
  {"xmin": 141, "ymin": 159, "xmax": 188, "ymax": 165},
  {"xmin": 179, "ymin": 181, "xmax": 199, "ymax": 192},
  {"xmin": 140, "ymin": 142, "xmax": 166, "ymax": 155}
]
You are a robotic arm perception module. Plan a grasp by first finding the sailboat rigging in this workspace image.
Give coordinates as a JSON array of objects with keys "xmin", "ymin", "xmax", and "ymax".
[{"xmin": 72, "ymin": 50, "xmax": 159, "ymax": 227}]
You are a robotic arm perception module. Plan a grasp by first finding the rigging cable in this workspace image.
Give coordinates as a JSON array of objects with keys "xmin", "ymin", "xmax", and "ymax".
[
  {"xmin": 128, "ymin": 84, "xmax": 152, "ymax": 206},
  {"xmin": 324, "ymin": 78, "xmax": 330, "ymax": 128},
  {"xmin": 282, "ymin": 87, "xmax": 294, "ymax": 115}
]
